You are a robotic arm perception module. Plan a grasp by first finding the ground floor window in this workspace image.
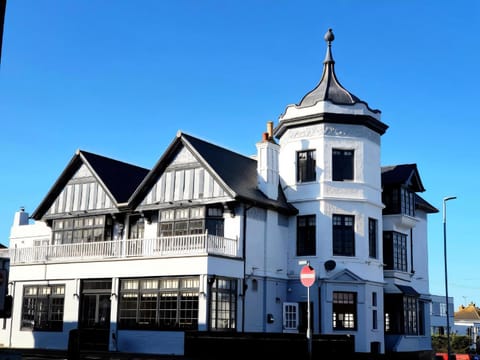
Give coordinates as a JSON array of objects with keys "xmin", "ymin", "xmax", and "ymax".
[
  {"xmin": 209, "ymin": 276, "xmax": 237, "ymax": 331},
  {"xmin": 283, "ymin": 302, "xmax": 299, "ymax": 332},
  {"xmin": 385, "ymin": 293, "xmax": 419, "ymax": 334},
  {"xmin": 332, "ymin": 291, "xmax": 357, "ymax": 330},
  {"xmin": 118, "ymin": 276, "xmax": 199, "ymax": 330},
  {"xmin": 21, "ymin": 284, "xmax": 65, "ymax": 331}
]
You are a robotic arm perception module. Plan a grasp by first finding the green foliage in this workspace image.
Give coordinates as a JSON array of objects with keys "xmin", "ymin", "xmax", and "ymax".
[{"xmin": 432, "ymin": 335, "xmax": 473, "ymax": 354}]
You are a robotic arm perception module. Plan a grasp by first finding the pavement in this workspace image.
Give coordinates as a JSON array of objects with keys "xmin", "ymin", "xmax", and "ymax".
[{"xmin": 0, "ymin": 349, "xmax": 194, "ymax": 360}]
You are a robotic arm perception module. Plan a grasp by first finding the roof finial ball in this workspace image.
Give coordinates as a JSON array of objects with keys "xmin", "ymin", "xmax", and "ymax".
[{"xmin": 324, "ymin": 28, "xmax": 334, "ymax": 43}]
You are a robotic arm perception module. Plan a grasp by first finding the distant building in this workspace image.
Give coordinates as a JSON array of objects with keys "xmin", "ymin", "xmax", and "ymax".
[
  {"xmin": 455, "ymin": 303, "xmax": 480, "ymax": 346},
  {"xmin": 430, "ymin": 294, "xmax": 454, "ymax": 335},
  {"xmin": 0, "ymin": 29, "xmax": 438, "ymax": 358}
]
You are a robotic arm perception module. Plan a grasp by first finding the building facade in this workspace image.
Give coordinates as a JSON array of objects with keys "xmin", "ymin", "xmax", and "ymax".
[
  {"xmin": 430, "ymin": 294, "xmax": 454, "ymax": 336},
  {"xmin": 454, "ymin": 303, "xmax": 480, "ymax": 348},
  {"xmin": 0, "ymin": 29, "xmax": 438, "ymax": 357}
]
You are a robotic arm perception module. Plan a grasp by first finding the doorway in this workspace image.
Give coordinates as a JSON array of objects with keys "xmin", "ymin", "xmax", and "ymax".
[{"xmin": 78, "ymin": 279, "xmax": 112, "ymax": 350}]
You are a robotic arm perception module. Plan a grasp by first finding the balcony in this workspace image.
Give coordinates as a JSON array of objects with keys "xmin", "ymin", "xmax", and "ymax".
[{"xmin": 1, "ymin": 233, "xmax": 239, "ymax": 265}]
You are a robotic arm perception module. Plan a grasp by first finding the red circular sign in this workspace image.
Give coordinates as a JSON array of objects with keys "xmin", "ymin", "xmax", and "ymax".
[{"xmin": 300, "ymin": 265, "xmax": 315, "ymax": 287}]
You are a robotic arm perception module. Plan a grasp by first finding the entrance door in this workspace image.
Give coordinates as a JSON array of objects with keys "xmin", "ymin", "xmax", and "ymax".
[
  {"xmin": 78, "ymin": 279, "xmax": 112, "ymax": 350},
  {"xmin": 80, "ymin": 293, "xmax": 111, "ymax": 328}
]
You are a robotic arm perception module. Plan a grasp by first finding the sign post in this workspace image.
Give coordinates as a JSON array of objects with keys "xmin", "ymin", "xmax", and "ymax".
[{"xmin": 300, "ymin": 263, "xmax": 315, "ymax": 360}]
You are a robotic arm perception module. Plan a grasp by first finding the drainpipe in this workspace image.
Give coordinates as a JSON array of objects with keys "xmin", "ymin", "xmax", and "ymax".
[
  {"xmin": 410, "ymin": 228, "xmax": 414, "ymax": 274},
  {"xmin": 242, "ymin": 204, "xmax": 253, "ymax": 333},
  {"xmin": 8, "ymin": 281, "xmax": 14, "ymax": 348}
]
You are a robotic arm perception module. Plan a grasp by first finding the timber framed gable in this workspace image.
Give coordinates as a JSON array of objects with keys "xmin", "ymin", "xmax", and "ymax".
[
  {"xmin": 45, "ymin": 163, "xmax": 116, "ymax": 217},
  {"xmin": 138, "ymin": 146, "xmax": 231, "ymax": 209}
]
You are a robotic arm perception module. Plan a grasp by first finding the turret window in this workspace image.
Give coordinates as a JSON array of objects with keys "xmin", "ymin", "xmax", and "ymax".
[
  {"xmin": 368, "ymin": 218, "xmax": 378, "ymax": 259},
  {"xmin": 296, "ymin": 215, "xmax": 316, "ymax": 256},
  {"xmin": 297, "ymin": 150, "xmax": 316, "ymax": 183},
  {"xmin": 332, "ymin": 214, "xmax": 355, "ymax": 256},
  {"xmin": 332, "ymin": 149, "xmax": 354, "ymax": 181}
]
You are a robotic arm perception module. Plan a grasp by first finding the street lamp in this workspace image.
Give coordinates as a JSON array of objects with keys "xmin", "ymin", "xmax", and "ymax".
[{"xmin": 443, "ymin": 196, "xmax": 456, "ymax": 360}]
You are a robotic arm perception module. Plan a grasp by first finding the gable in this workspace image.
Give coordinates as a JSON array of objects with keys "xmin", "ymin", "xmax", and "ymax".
[
  {"xmin": 381, "ymin": 164, "xmax": 425, "ymax": 192},
  {"xmin": 328, "ymin": 268, "xmax": 364, "ymax": 282},
  {"xmin": 138, "ymin": 146, "xmax": 229, "ymax": 207},
  {"xmin": 44, "ymin": 164, "xmax": 115, "ymax": 218}
]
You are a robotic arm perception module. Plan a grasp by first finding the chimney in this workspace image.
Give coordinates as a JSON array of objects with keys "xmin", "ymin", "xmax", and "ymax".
[
  {"xmin": 13, "ymin": 207, "xmax": 29, "ymax": 226},
  {"xmin": 267, "ymin": 121, "xmax": 274, "ymax": 141},
  {"xmin": 256, "ymin": 121, "xmax": 280, "ymax": 200}
]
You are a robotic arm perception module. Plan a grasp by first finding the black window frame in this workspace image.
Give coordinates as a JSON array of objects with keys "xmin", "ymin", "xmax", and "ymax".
[
  {"xmin": 383, "ymin": 231, "xmax": 407, "ymax": 272},
  {"xmin": 384, "ymin": 293, "xmax": 419, "ymax": 335},
  {"xmin": 159, "ymin": 206, "xmax": 224, "ymax": 237},
  {"xmin": 332, "ymin": 291, "xmax": 357, "ymax": 330},
  {"xmin": 52, "ymin": 215, "xmax": 113, "ymax": 245},
  {"xmin": 21, "ymin": 284, "xmax": 65, "ymax": 332},
  {"xmin": 332, "ymin": 149, "xmax": 354, "ymax": 181},
  {"xmin": 118, "ymin": 276, "xmax": 200, "ymax": 330},
  {"xmin": 332, "ymin": 214, "xmax": 355, "ymax": 256},
  {"xmin": 297, "ymin": 150, "xmax": 316, "ymax": 183},
  {"xmin": 296, "ymin": 215, "xmax": 316, "ymax": 256},
  {"xmin": 209, "ymin": 277, "xmax": 237, "ymax": 331},
  {"xmin": 382, "ymin": 186, "xmax": 415, "ymax": 217},
  {"xmin": 368, "ymin": 218, "xmax": 378, "ymax": 258}
]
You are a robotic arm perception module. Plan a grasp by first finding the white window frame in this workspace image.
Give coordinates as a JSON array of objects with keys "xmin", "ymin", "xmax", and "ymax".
[{"xmin": 283, "ymin": 302, "xmax": 299, "ymax": 333}]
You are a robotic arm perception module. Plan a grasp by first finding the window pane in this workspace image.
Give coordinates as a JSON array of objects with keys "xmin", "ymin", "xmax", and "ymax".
[
  {"xmin": 333, "ymin": 291, "xmax": 357, "ymax": 330},
  {"xmin": 296, "ymin": 215, "xmax": 316, "ymax": 256},
  {"xmin": 333, "ymin": 214, "xmax": 355, "ymax": 256},
  {"xmin": 332, "ymin": 149, "xmax": 354, "ymax": 181},
  {"xmin": 21, "ymin": 285, "xmax": 65, "ymax": 332},
  {"xmin": 297, "ymin": 150, "xmax": 316, "ymax": 183}
]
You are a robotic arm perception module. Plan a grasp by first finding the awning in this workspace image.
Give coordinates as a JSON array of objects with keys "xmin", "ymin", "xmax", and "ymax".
[{"xmin": 384, "ymin": 283, "xmax": 419, "ymax": 296}]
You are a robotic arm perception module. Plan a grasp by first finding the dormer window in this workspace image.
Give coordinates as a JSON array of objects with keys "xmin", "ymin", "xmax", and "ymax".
[
  {"xmin": 383, "ymin": 186, "xmax": 415, "ymax": 217},
  {"xmin": 332, "ymin": 149, "xmax": 354, "ymax": 181},
  {"xmin": 297, "ymin": 150, "xmax": 316, "ymax": 183}
]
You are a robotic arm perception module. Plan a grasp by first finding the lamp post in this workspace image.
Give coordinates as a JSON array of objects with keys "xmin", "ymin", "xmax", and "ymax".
[{"xmin": 443, "ymin": 196, "xmax": 456, "ymax": 360}]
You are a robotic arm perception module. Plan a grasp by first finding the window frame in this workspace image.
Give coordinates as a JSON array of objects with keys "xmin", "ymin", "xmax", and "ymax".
[
  {"xmin": 296, "ymin": 150, "xmax": 316, "ymax": 183},
  {"xmin": 332, "ymin": 149, "xmax": 354, "ymax": 181},
  {"xmin": 159, "ymin": 206, "xmax": 224, "ymax": 237},
  {"xmin": 21, "ymin": 285, "xmax": 65, "ymax": 332},
  {"xmin": 332, "ymin": 291, "xmax": 357, "ymax": 330},
  {"xmin": 383, "ymin": 231, "xmax": 408, "ymax": 272},
  {"xmin": 332, "ymin": 214, "xmax": 355, "ymax": 257},
  {"xmin": 282, "ymin": 302, "xmax": 299, "ymax": 332},
  {"xmin": 118, "ymin": 276, "xmax": 200, "ymax": 330},
  {"xmin": 382, "ymin": 186, "xmax": 416, "ymax": 217},
  {"xmin": 368, "ymin": 218, "xmax": 378, "ymax": 259},
  {"xmin": 296, "ymin": 215, "xmax": 316, "ymax": 256},
  {"xmin": 209, "ymin": 277, "xmax": 237, "ymax": 331},
  {"xmin": 52, "ymin": 215, "xmax": 112, "ymax": 245}
]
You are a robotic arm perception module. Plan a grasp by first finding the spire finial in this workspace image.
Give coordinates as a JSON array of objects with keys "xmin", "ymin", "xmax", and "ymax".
[
  {"xmin": 323, "ymin": 28, "xmax": 334, "ymax": 63},
  {"xmin": 324, "ymin": 28, "xmax": 334, "ymax": 43}
]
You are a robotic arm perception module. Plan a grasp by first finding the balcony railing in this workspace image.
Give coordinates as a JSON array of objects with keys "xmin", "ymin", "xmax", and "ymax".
[{"xmin": 3, "ymin": 234, "xmax": 239, "ymax": 265}]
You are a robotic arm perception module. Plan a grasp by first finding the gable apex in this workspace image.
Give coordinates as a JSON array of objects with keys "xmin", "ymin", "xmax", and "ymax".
[
  {"xmin": 327, "ymin": 268, "xmax": 365, "ymax": 282},
  {"xmin": 31, "ymin": 150, "xmax": 149, "ymax": 220}
]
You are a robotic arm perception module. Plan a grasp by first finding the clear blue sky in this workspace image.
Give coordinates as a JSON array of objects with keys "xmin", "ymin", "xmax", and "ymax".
[{"xmin": 1, "ymin": 1, "xmax": 478, "ymax": 310}]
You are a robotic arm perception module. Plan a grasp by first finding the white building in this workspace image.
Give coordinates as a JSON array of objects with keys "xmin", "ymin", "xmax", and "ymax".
[
  {"xmin": 0, "ymin": 29, "xmax": 438, "ymax": 358},
  {"xmin": 454, "ymin": 303, "xmax": 480, "ymax": 347}
]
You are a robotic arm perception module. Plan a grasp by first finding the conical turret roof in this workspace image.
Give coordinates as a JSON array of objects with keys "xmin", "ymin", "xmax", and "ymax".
[{"xmin": 299, "ymin": 29, "xmax": 362, "ymax": 107}]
